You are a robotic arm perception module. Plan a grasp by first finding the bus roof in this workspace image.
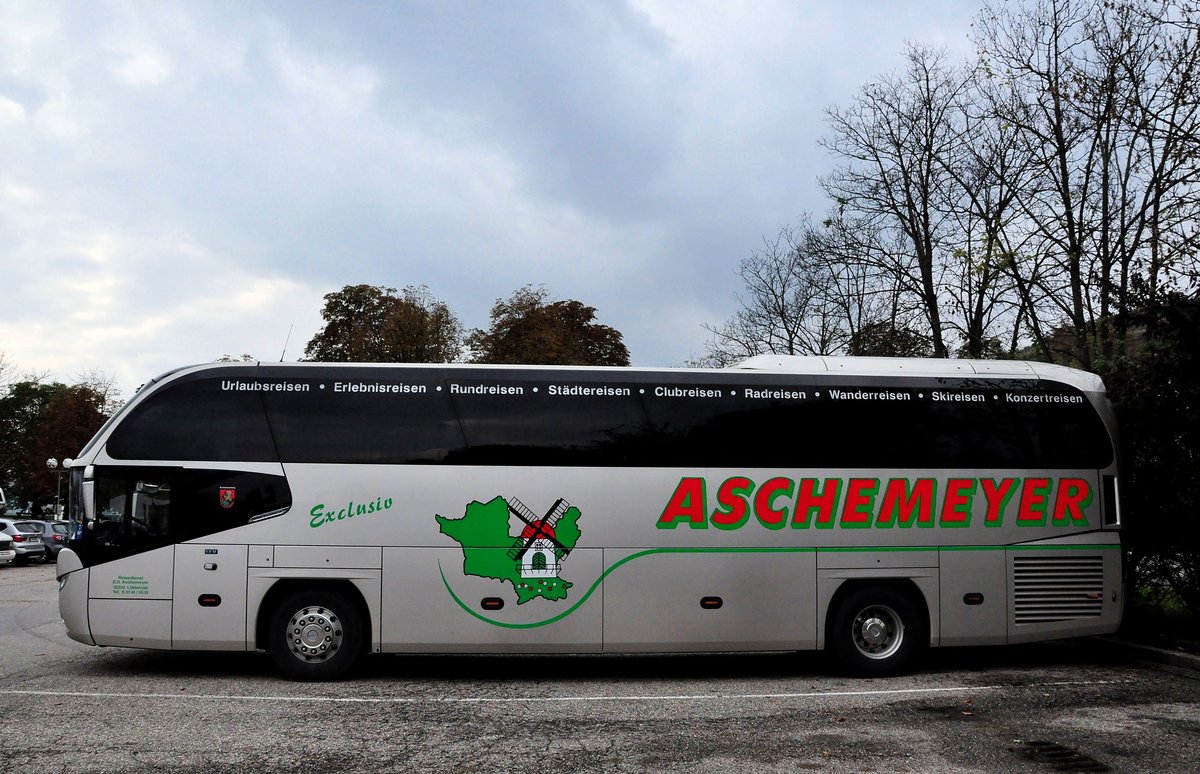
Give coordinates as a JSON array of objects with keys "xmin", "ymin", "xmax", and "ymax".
[
  {"xmin": 729, "ymin": 355, "xmax": 1105, "ymax": 393},
  {"xmin": 151, "ymin": 354, "xmax": 1106, "ymax": 395}
]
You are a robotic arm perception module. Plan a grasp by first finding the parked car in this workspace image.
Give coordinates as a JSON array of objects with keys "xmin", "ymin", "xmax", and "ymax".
[
  {"xmin": 27, "ymin": 520, "xmax": 70, "ymax": 561},
  {"xmin": 0, "ymin": 534, "xmax": 14, "ymax": 566},
  {"xmin": 0, "ymin": 519, "xmax": 44, "ymax": 564}
]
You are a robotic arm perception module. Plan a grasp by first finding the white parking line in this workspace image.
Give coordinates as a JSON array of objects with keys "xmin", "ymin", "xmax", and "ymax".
[{"xmin": 2, "ymin": 679, "xmax": 1136, "ymax": 705}]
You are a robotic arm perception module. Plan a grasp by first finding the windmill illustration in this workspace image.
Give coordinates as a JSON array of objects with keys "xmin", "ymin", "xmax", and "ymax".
[{"xmin": 506, "ymin": 497, "xmax": 573, "ymax": 579}]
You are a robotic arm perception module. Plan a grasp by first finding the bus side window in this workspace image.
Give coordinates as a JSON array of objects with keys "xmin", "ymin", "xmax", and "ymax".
[
  {"xmin": 131, "ymin": 480, "xmax": 171, "ymax": 537},
  {"xmin": 168, "ymin": 470, "xmax": 292, "ymax": 542},
  {"xmin": 106, "ymin": 376, "xmax": 278, "ymax": 463},
  {"xmin": 449, "ymin": 376, "xmax": 647, "ymax": 465},
  {"xmin": 93, "ymin": 476, "xmax": 128, "ymax": 547},
  {"xmin": 76, "ymin": 467, "xmax": 288, "ymax": 566},
  {"xmin": 262, "ymin": 371, "xmax": 464, "ymax": 465},
  {"xmin": 95, "ymin": 477, "xmax": 127, "ymax": 523}
]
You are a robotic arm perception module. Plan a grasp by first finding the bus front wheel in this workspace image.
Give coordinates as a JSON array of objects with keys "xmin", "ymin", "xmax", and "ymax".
[
  {"xmin": 830, "ymin": 585, "xmax": 924, "ymax": 676},
  {"xmin": 268, "ymin": 588, "xmax": 363, "ymax": 681}
]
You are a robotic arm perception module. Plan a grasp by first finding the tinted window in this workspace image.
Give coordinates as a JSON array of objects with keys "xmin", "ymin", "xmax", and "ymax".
[
  {"xmin": 448, "ymin": 375, "xmax": 648, "ymax": 465},
  {"xmin": 106, "ymin": 373, "xmax": 278, "ymax": 462},
  {"xmin": 637, "ymin": 375, "xmax": 1111, "ymax": 469},
  {"xmin": 262, "ymin": 370, "xmax": 464, "ymax": 464},
  {"xmin": 73, "ymin": 466, "xmax": 291, "ymax": 567},
  {"xmin": 638, "ymin": 375, "xmax": 815, "ymax": 467},
  {"xmin": 168, "ymin": 468, "xmax": 292, "ymax": 536},
  {"xmin": 105, "ymin": 367, "xmax": 1112, "ymax": 470}
]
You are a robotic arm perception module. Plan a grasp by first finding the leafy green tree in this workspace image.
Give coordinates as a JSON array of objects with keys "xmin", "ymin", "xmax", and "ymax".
[
  {"xmin": 303, "ymin": 284, "xmax": 463, "ymax": 363},
  {"xmin": 0, "ymin": 376, "xmax": 115, "ymax": 514},
  {"xmin": 467, "ymin": 285, "xmax": 630, "ymax": 366}
]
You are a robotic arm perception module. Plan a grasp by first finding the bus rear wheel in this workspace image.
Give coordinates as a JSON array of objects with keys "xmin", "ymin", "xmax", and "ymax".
[
  {"xmin": 830, "ymin": 585, "xmax": 924, "ymax": 676},
  {"xmin": 268, "ymin": 588, "xmax": 363, "ymax": 681}
]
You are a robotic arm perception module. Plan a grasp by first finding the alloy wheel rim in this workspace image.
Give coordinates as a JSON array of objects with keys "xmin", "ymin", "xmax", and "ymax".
[
  {"xmin": 286, "ymin": 605, "xmax": 343, "ymax": 663},
  {"xmin": 851, "ymin": 603, "xmax": 904, "ymax": 660}
]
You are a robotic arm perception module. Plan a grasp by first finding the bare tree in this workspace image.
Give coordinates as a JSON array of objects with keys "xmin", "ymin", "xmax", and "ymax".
[
  {"xmin": 975, "ymin": 0, "xmax": 1100, "ymax": 364},
  {"xmin": 1107, "ymin": 2, "xmax": 1200, "ymax": 304},
  {"xmin": 701, "ymin": 216, "xmax": 935, "ymax": 365},
  {"xmin": 804, "ymin": 213, "xmax": 931, "ymax": 346},
  {"xmin": 716, "ymin": 0, "xmax": 1199, "ymax": 368},
  {"xmin": 972, "ymin": 0, "xmax": 1200, "ymax": 365},
  {"xmin": 701, "ymin": 224, "xmax": 847, "ymax": 365},
  {"xmin": 821, "ymin": 44, "xmax": 983, "ymax": 357}
]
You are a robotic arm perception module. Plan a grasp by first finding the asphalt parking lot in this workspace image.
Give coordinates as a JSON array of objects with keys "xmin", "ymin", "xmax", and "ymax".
[{"xmin": 2, "ymin": 560, "xmax": 1198, "ymax": 773}]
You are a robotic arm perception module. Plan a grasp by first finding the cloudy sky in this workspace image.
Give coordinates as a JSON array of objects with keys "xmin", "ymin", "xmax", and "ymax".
[{"xmin": 0, "ymin": 0, "xmax": 978, "ymax": 396}]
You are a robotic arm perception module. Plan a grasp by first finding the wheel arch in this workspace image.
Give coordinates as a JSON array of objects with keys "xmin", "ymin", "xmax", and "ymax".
[
  {"xmin": 254, "ymin": 578, "xmax": 373, "ymax": 655},
  {"xmin": 820, "ymin": 577, "xmax": 933, "ymax": 652}
]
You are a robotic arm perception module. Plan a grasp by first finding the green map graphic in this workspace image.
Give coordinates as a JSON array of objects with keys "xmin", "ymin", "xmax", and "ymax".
[{"xmin": 436, "ymin": 496, "xmax": 582, "ymax": 604}]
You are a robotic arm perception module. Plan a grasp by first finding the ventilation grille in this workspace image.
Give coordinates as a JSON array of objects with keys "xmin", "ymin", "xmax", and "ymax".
[{"xmin": 1013, "ymin": 555, "xmax": 1104, "ymax": 624}]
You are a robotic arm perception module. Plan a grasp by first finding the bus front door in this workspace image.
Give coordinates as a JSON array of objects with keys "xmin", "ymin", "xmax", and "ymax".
[{"xmin": 82, "ymin": 470, "xmax": 175, "ymax": 648}]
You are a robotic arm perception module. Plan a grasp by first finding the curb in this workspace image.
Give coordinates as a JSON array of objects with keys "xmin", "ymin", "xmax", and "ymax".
[{"xmin": 1090, "ymin": 635, "xmax": 1200, "ymax": 672}]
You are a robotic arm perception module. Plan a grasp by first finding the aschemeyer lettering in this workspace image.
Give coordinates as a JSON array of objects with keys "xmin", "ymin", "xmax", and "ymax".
[{"xmin": 657, "ymin": 475, "xmax": 1092, "ymax": 530}]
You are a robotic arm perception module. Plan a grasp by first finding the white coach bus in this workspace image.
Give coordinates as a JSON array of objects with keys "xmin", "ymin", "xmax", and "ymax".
[{"xmin": 56, "ymin": 356, "xmax": 1123, "ymax": 680}]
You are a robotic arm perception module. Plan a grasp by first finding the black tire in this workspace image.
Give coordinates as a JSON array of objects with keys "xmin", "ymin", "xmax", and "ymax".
[
  {"xmin": 268, "ymin": 588, "xmax": 364, "ymax": 681},
  {"xmin": 830, "ymin": 585, "xmax": 925, "ymax": 676}
]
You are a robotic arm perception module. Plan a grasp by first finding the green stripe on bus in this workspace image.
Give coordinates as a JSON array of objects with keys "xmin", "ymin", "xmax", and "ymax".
[
  {"xmin": 438, "ymin": 547, "xmax": 811, "ymax": 630},
  {"xmin": 438, "ymin": 542, "xmax": 1121, "ymax": 630}
]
